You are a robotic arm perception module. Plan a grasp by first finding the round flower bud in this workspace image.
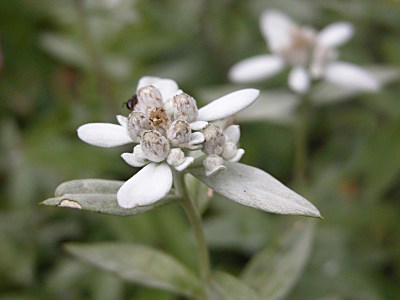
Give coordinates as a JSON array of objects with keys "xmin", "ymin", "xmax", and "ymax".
[
  {"xmin": 131, "ymin": 144, "xmax": 148, "ymax": 165},
  {"xmin": 166, "ymin": 148, "xmax": 185, "ymax": 166},
  {"xmin": 202, "ymin": 124, "xmax": 226, "ymax": 155},
  {"xmin": 127, "ymin": 111, "xmax": 149, "ymax": 140},
  {"xmin": 141, "ymin": 130, "xmax": 170, "ymax": 162},
  {"xmin": 222, "ymin": 141, "xmax": 238, "ymax": 160},
  {"xmin": 173, "ymin": 92, "xmax": 198, "ymax": 122},
  {"xmin": 167, "ymin": 120, "xmax": 191, "ymax": 147},
  {"xmin": 203, "ymin": 154, "xmax": 225, "ymax": 176},
  {"xmin": 136, "ymin": 85, "xmax": 163, "ymax": 113}
]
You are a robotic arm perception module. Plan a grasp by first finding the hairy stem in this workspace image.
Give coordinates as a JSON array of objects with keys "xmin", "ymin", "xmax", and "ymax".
[{"xmin": 173, "ymin": 171, "xmax": 211, "ymax": 295}]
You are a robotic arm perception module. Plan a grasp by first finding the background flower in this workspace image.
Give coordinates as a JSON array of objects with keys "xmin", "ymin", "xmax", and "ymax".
[{"xmin": 229, "ymin": 9, "xmax": 380, "ymax": 94}]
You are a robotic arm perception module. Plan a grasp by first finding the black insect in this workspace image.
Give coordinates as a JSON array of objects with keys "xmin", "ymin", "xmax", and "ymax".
[{"xmin": 125, "ymin": 94, "xmax": 138, "ymax": 111}]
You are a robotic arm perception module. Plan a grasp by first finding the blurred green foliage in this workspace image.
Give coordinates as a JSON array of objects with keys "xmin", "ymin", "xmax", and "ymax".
[{"xmin": 1, "ymin": 0, "xmax": 400, "ymax": 299}]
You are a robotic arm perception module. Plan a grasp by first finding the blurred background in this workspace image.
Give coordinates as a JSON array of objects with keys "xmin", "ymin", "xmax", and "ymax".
[{"xmin": 1, "ymin": 0, "xmax": 400, "ymax": 299}]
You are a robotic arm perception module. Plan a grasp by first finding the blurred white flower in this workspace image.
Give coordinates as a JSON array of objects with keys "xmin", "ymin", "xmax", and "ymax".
[
  {"xmin": 77, "ymin": 76, "xmax": 259, "ymax": 208},
  {"xmin": 229, "ymin": 10, "xmax": 380, "ymax": 94}
]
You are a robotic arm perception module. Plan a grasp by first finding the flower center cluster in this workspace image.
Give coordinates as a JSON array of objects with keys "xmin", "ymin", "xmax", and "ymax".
[
  {"xmin": 127, "ymin": 86, "xmax": 201, "ymax": 164},
  {"xmin": 281, "ymin": 26, "xmax": 316, "ymax": 66},
  {"xmin": 123, "ymin": 85, "xmax": 245, "ymax": 176}
]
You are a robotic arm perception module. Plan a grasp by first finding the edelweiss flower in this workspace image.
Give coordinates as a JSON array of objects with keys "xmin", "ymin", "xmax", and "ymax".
[
  {"xmin": 77, "ymin": 76, "xmax": 259, "ymax": 147},
  {"xmin": 77, "ymin": 76, "xmax": 259, "ymax": 209},
  {"xmin": 229, "ymin": 10, "xmax": 380, "ymax": 93}
]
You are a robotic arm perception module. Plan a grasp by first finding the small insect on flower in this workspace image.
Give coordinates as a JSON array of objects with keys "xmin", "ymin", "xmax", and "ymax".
[{"xmin": 125, "ymin": 94, "xmax": 138, "ymax": 111}]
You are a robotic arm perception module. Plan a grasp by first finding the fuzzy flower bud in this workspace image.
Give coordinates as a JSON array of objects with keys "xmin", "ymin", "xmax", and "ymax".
[
  {"xmin": 203, "ymin": 154, "xmax": 226, "ymax": 176},
  {"xmin": 127, "ymin": 111, "xmax": 149, "ymax": 140},
  {"xmin": 222, "ymin": 141, "xmax": 238, "ymax": 160},
  {"xmin": 131, "ymin": 144, "xmax": 148, "ymax": 165},
  {"xmin": 166, "ymin": 148, "xmax": 185, "ymax": 166},
  {"xmin": 202, "ymin": 124, "xmax": 226, "ymax": 155},
  {"xmin": 136, "ymin": 85, "xmax": 163, "ymax": 113},
  {"xmin": 167, "ymin": 120, "xmax": 191, "ymax": 147},
  {"xmin": 173, "ymin": 92, "xmax": 198, "ymax": 122},
  {"xmin": 141, "ymin": 130, "xmax": 170, "ymax": 162}
]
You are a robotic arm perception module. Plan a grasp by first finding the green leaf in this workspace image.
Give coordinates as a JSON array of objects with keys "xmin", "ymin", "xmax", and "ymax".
[
  {"xmin": 189, "ymin": 162, "xmax": 321, "ymax": 218},
  {"xmin": 65, "ymin": 243, "xmax": 202, "ymax": 298},
  {"xmin": 347, "ymin": 121, "xmax": 400, "ymax": 201},
  {"xmin": 54, "ymin": 179, "xmax": 123, "ymax": 196},
  {"xmin": 241, "ymin": 220, "xmax": 316, "ymax": 300},
  {"xmin": 203, "ymin": 203, "xmax": 275, "ymax": 254},
  {"xmin": 40, "ymin": 33, "xmax": 89, "ymax": 68},
  {"xmin": 207, "ymin": 271, "xmax": 260, "ymax": 300},
  {"xmin": 41, "ymin": 179, "xmax": 178, "ymax": 216}
]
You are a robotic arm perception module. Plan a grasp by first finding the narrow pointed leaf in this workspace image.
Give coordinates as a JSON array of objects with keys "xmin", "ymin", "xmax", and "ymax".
[
  {"xmin": 55, "ymin": 179, "xmax": 123, "ymax": 196},
  {"xmin": 42, "ymin": 179, "xmax": 177, "ymax": 216},
  {"xmin": 189, "ymin": 162, "xmax": 321, "ymax": 218},
  {"xmin": 241, "ymin": 220, "xmax": 316, "ymax": 300},
  {"xmin": 65, "ymin": 243, "xmax": 202, "ymax": 298},
  {"xmin": 207, "ymin": 271, "xmax": 260, "ymax": 300}
]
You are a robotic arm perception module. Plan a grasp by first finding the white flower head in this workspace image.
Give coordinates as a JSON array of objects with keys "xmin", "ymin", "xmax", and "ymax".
[
  {"xmin": 201, "ymin": 124, "xmax": 245, "ymax": 176},
  {"xmin": 77, "ymin": 76, "xmax": 259, "ymax": 148},
  {"xmin": 76, "ymin": 76, "xmax": 260, "ymax": 209},
  {"xmin": 229, "ymin": 10, "xmax": 380, "ymax": 93}
]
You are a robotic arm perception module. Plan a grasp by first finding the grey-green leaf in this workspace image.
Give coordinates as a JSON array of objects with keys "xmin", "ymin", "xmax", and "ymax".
[
  {"xmin": 241, "ymin": 220, "xmax": 316, "ymax": 300},
  {"xmin": 207, "ymin": 271, "xmax": 260, "ymax": 300},
  {"xmin": 41, "ymin": 179, "xmax": 177, "ymax": 216},
  {"xmin": 65, "ymin": 243, "xmax": 202, "ymax": 298},
  {"xmin": 40, "ymin": 34, "xmax": 89, "ymax": 68},
  {"xmin": 55, "ymin": 179, "xmax": 124, "ymax": 196},
  {"xmin": 189, "ymin": 162, "xmax": 321, "ymax": 218}
]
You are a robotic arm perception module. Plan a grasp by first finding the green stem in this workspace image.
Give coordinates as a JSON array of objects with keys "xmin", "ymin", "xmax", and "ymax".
[
  {"xmin": 294, "ymin": 95, "xmax": 311, "ymax": 186},
  {"xmin": 173, "ymin": 171, "xmax": 212, "ymax": 294}
]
